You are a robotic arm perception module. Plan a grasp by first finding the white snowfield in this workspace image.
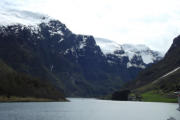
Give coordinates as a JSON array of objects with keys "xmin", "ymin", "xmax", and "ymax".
[
  {"xmin": 0, "ymin": 8, "xmax": 51, "ymax": 26},
  {"xmin": 95, "ymin": 38, "xmax": 163, "ymax": 65},
  {"xmin": 0, "ymin": 8, "xmax": 68, "ymax": 43}
]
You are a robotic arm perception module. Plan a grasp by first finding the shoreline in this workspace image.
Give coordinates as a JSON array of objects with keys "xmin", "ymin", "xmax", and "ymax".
[{"xmin": 0, "ymin": 96, "xmax": 68, "ymax": 102}]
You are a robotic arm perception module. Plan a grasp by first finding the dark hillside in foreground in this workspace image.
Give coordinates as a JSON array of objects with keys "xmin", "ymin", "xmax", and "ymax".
[{"xmin": 0, "ymin": 59, "xmax": 66, "ymax": 101}]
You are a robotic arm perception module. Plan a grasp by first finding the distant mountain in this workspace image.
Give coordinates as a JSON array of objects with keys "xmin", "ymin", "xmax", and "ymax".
[
  {"xmin": 0, "ymin": 9, "xmax": 163, "ymax": 97},
  {"xmin": 96, "ymin": 38, "xmax": 163, "ymax": 65},
  {"xmin": 95, "ymin": 38, "xmax": 163, "ymax": 81}
]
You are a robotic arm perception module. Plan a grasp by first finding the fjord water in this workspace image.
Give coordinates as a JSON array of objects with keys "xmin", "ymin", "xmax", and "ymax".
[{"xmin": 0, "ymin": 98, "xmax": 179, "ymax": 120}]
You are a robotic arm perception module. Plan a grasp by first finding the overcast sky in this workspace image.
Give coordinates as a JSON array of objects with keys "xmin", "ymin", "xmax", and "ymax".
[{"xmin": 1, "ymin": 0, "xmax": 180, "ymax": 53}]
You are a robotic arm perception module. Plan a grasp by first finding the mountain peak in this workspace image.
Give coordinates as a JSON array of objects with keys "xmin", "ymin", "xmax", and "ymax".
[
  {"xmin": 167, "ymin": 35, "xmax": 180, "ymax": 53},
  {"xmin": 95, "ymin": 38, "xmax": 163, "ymax": 65}
]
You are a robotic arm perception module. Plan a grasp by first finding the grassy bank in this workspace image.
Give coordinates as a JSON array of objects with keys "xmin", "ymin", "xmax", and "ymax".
[
  {"xmin": 0, "ymin": 96, "xmax": 67, "ymax": 102},
  {"xmin": 141, "ymin": 91, "xmax": 177, "ymax": 103}
]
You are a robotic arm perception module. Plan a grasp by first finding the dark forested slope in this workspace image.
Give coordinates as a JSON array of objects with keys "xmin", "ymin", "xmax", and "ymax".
[{"xmin": 0, "ymin": 59, "xmax": 66, "ymax": 101}]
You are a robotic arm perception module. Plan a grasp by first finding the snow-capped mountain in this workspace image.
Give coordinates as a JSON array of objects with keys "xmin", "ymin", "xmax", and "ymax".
[
  {"xmin": 0, "ymin": 9, "xmax": 163, "ymax": 96},
  {"xmin": 95, "ymin": 38, "xmax": 163, "ymax": 69}
]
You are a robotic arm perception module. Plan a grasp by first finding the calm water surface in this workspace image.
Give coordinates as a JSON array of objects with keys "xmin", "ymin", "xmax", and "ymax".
[{"xmin": 0, "ymin": 98, "xmax": 179, "ymax": 120}]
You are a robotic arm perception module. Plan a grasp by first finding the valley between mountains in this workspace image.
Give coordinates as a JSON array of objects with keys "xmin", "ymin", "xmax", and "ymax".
[{"xmin": 0, "ymin": 10, "xmax": 178, "ymax": 102}]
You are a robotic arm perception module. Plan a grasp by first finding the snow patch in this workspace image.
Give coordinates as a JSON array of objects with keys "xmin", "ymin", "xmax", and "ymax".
[
  {"xmin": 141, "ymin": 53, "xmax": 154, "ymax": 64},
  {"xmin": 58, "ymin": 38, "xmax": 64, "ymax": 43},
  {"xmin": 127, "ymin": 62, "xmax": 146, "ymax": 69},
  {"xmin": 79, "ymin": 36, "xmax": 87, "ymax": 49},
  {"xmin": 28, "ymin": 26, "xmax": 41, "ymax": 35},
  {"xmin": 95, "ymin": 38, "xmax": 121, "ymax": 54},
  {"xmin": 64, "ymin": 47, "xmax": 77, "ymax": 56},
  {"xmin": 49, "ymin": 30, "xmax": 64, "ymax": 36},
  {"xmin": 64, "ymin": 49, "xmax": 69, "ymax": 55},
  {"xmin": 107, "ymin": 60, "xmax": 115, "ymax": 64}
]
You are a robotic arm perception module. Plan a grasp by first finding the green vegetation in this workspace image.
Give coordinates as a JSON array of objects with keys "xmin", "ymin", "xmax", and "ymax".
[
  {"xmin": 0, "ymin": 96, "xmax": 66, "ymax": 102},
  {"xmin": 126, "ymin": 36, "xmax": 180, "ymax": 103},
  {"xmin": 141, "ymin": 91, "xmax": 177, "ymax": 103},
  {"xmin": 133, "ymin": 69, "xmax": 180, "ymax": 103},
  {"xmin": 0, "ymin": 59, "xmax": 67, "ymax": 102}
]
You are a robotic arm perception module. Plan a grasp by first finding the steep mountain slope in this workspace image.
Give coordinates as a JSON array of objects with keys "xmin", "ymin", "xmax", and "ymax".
[
  {"xmin": 128, "ymin": 35, "xmax": 180, "ymax": 102},
  {"xmin": 0, "ymin": 59, "xmax": 66, "ymax": 101},
  {"xmin": 0, "ymin": 20, "xmax": 121, "ymax": 97},
  {"xmin": 134, "ymin": 35, "xmax": 180, "ymax": 88},
  {"xmin": 136, "ymin": 67, "xmax": 180, "ymax": 93}
]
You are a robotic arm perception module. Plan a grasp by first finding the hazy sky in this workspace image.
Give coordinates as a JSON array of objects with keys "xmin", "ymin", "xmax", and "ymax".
[{"xmin": 1, "ymin": 0, "xmax": 180, "ymax": 53}]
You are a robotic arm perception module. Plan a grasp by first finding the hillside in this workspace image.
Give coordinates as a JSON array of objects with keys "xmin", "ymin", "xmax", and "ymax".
[
  {"xmin": 134, "ymin": 35, "xmax": 180, "ymax": 88},
  {"xmin": 0, "ymin": 59, "xmax": 66, "ymax": 102},
  {"xmin": 130, "ymin": 35, "xmax": 180, "ymax": 102}
]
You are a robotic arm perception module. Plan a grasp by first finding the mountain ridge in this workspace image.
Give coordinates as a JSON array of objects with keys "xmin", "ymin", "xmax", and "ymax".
[
  {"xmin": 0, "ymin": 10, "xmax": 163, "ymax": 97},
  {"xmin": 95, "ymin": 38, "xmax": 163, "ymax": 69}
]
